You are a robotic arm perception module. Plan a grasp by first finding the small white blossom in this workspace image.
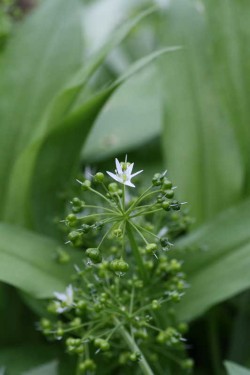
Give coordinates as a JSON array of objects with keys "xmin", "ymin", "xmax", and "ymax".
[
  {"xmin": 106, "ymin": 156, "xmax": 143, "ymax": 188},
  {"xmin": 54, "ymin": 284, "xmax": 74, "ymax": 313}
]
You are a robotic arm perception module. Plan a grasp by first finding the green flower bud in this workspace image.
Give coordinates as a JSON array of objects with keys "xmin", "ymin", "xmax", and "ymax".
[
  {"xmin": 81, "ymin": 179, "xmax": 91, "ymax": 191},
  {"xmin": 151, "ymin": 299, "xmax": 161, "ymax": 310},
  {"xmin": 169, "ymin": 259, "xmax": 181, "ymax": 272},
  {"xmin": 157, "ymin": 194, "xmax": 164, "ymax": 203},
  {"xmin": 68, "ymin": 231, "xmax": 82, "ymax": 247},
  {"xmin": 47, "ymin": 301, "xmax": 60, "ymax": 314},
  {"xmin": 66, "ymin": 213, "xmax": 78, "ymax": 227},
  {"xmin": 134, "ymin": 329, "xmax": 148, "ymax": 340},
  {"xmin": 171, "ymin": 200, "xmax": 181, "ymax": 211},
  {"xmin": 109, "ymin": 259, "xmax": 129, "ymax": 272},
  {"xmin": 162, "ymin": 200, "xmax": 170, "ymax": 211},
  {"xmin": 70, "ymin": 317, "xmax": 81, "ymax": 328},
  {"xmin": 129, "ymin": 352, "xmax": 141, "ymax": 362},
  {"xmin": 81, "ymin": 224, "xmax": 91, "ymax": 233},
  {"xmin": 78, "ymin": 359, "xmax": 96, "ymax": 373},
  {"xmin": 181, "ymin": 359, "xmax": 194, "ymax": 370},
  {"xmin": 71, "ymin": 197, "xmax": 85, "ymax": 213},
  {"xmin": 86, "ymin": 248, "xmax": 102, "ymax": 263},
  {"xmin": 117, "ymin": 189, "xmax": 123, "ymax": 196},
  {"xmin": 108, "ymin": 182, "xmax": 118, "ymax": 193},
  {"xmin": 94, "ymin": 172, "xmax": 104, "ymax": 183},
  {"xmin": 178, "ymin": 322, "xmax": 188, "ymax": 334},
  {"xmin": 160, "ymin": 237, "xmax": 170, "ymax": 248},
  {"xmin": 40, "ymin": 318, "xmax": 51, "ymax": 330},
  {"xmin": 165, "ymin": 189, "xmax": 174, "ymax": 199},
  {"xmin": 146, "ymin": 243, "xmax": 157, "ymax": 254},
  {"xmin": 157, "ymin": 327, "xmax": 180, "ymax": 346},
  {"xmin": 76, "ymin": 300, "xmax": 87, "ymax": 311},
  {"xmin": 162, "ymin": 178, "xmax": 173, "ymax": 190},
  {"xmin": 169, "ymin": 291, "xmax": 181, "ymax": 302},
  {"xmin": 94, "ymin": 338, "xmax": 110, "ymax": 351},
  {"xmin": 152, "ymin": 173, "xmax": 162, "ymax": 186},
  {"xmin": 56, "ymin": 327, "xmax": 64, "ymax": 337}
]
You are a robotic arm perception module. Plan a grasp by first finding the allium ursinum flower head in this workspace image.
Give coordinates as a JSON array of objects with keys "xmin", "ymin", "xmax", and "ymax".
[
  {"xmin": 106, "ymin": 156, "xmax": 143, "ymax": 188},
  {"xmin": 42, "ymin": 158, "xmax": 193, "ymax": 375},
  {"xmin": 54, "ymin": 284, "xmax": 74, "ymax": 313}
]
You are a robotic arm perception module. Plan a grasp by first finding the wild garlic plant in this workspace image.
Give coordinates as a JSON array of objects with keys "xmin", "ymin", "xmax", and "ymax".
[{"xmin": 40, "ymin": 157, "xmax": 193, "ymax": 375}]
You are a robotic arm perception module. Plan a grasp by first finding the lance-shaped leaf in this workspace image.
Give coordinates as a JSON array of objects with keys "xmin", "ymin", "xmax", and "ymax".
[
  {"xmin": 0, "ymin": 223, "xmax": 82, "ymax": 298},
  {"xmin": 224, "ymin": 361, "xmax": 250, "ymax": 375},
  {"xmin": 175, "ymin": 199, "xmax": 250, "ymax": 321}
]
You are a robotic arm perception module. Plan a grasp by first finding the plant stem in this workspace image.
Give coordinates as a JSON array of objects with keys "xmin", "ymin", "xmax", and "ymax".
[
  {"xmin": 114, "ymin": 318, "xmax": 154, "ymax": 375},
  {"xmin": 208, "ymin": 310, "xmax": 221, "ymax": 375},
  {"xmin": 126, "ymin": 222, "xmax": 148, "ymax": 282}
]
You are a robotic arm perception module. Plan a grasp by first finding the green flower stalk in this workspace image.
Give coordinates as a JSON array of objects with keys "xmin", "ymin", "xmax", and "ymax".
[{"xmin": 41, "ymin": 156, "xmax": 193, "ymax": 375}]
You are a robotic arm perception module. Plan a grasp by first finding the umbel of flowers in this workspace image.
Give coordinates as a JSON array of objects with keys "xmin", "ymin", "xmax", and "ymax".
[{"xmin": 40, "ymin": 157, "xmax": 193, "ymax": 375}]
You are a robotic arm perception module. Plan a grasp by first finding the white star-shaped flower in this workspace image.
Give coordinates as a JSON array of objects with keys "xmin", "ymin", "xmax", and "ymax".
[
  {"xmin": 54, "ymin": 285, "xmax": 74, "ymax": 313},
  {"xmin": 107, "ymin": 156, "xmax": 143, "ymax": 188}
]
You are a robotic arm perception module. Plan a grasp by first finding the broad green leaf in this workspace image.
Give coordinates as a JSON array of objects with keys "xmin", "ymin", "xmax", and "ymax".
[
  {"xmin": 160, "ymin": 0, "xmax": 244, "ymax": 225},
  {"xmin": 175, "ymin": 199, "xmax": 250, "ymax": 321},
  {"xmin": 0, "ymin": 0, "xmax": 84, "ymax": 219},
  {"xmin": 0, "ymin": 368, "xmax": 5, "ymax": 375},
  {"xmin": 228, "ymin": 292, "xmax": 250, "ymax": 364},
  {"xmin": 82, "ymin": 66, "xmax": 161, "ymax": 161},
  {"xmin": 204, "ymin": 0, "xmax": 250, "ymax": 193},
  {"xmin": 224, "ymin": 361, "xmax": 250, "ymax": 375},
  {"xmin": 22, "ymin": 361, "xmax": 58, "ymax": 375},
  {"xmin": 0, "ymin": 222, "xmax": 82, "ymax": 298},
  {"xmin": 0, "ymin": 346, "xmax": 64, "ymax": 375},
  {"xmin": 43, "ymin": 6, "xmax": 157, "ymax": 128}
]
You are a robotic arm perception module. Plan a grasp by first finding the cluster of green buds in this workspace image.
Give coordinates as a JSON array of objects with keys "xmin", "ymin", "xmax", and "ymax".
[{"xmin": 41, "ymin": 157, "xmax": 193, "ymax": 374}]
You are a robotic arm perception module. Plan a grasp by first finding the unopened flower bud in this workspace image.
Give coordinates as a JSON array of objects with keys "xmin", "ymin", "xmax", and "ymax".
[
  {"xmin": 94, "ymin": 172, "xmax": 104, "ymax": 183},
  {"xmin": 146, "ymin": 243, "xmax": 157, "ymax": 254},
  {"xmin": 86, "ymin": 248, "xmax": 102, "ymax": 263}
]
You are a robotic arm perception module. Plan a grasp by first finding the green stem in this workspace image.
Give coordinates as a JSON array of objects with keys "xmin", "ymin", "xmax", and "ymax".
[
  {"xmin": 126, "ymin": 187, "xmax": 161, "ymax": 215},
  {"xmin": 76, "ymin": 352, "xmax": 84, "ymax": 375},
  {"xmin": 208, "ymin": 311, "xmax": 221, "ymax": 375},
  {"xmin": 122, "ymin": 184, "xmax": 126, "ymax": 210},
  {"xmin": 126, "ymin": 222, "xmax": 148, "ymax": 282},
  {"xmin": 114, "ymin": 318, "xmax": 154, "ymax": 375},
  {"xmin": 130, "ymin": 208, "xmax": 162, "ymax": 218}
]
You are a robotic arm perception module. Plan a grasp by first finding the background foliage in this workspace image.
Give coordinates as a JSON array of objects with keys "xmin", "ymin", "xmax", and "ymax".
[{"xmin": 0, "ymin": 0, "xmax": 250, "ymax": 374}]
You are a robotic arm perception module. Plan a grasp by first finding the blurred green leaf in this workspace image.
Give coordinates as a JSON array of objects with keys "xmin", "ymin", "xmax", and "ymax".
[
  {"xmin": 43, "ymin": 6, "xmax": 157, "ymax": 126},
  {"xmin": 22, "ymin": 361, "xmax": 58, "ymax": 375},
  {"xmin": 0, "ymin": 345, "xmax": 66, "ymax": 375},
  {"xmin": 160, "ymin": 0, "xmax": 244, "ymax": 225},
  {"xmin": 204, "ymin": 0, "xmax": 250, "ymax": 193},
  {"xmin": 224, "ymin": 361, "xmax": 250, "ymax": 375},
  {"xmin": 0, "ymin": 0, "xmax": 84, "ymax": 220},
  {"xmin": 175, "ymin": 199, "xmax": 250, "ymax": 321},
  {"xmin": 0, "ymin": 223, "xmax": 81, "ymax": 298},
  {"xmin": 82, "ymin": 66, "xmax": 161, "ymax": 162}
]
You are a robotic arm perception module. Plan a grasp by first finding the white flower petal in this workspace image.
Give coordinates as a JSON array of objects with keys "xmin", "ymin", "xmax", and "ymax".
[
  {"xmin": 125, "ymin": 180, "xmax": 135, "ymax": 187},
  {"xmin": 126, "ymin": 163, "xmax": 134, "ymax": 176},
  {"xmin": 107, "ymin": 171, "xmax": 123, "ymax": 183},
  {"xmin": 131, "ymin": 169, "xmax": 143, "ymax": 178},
  {"xmin": 66, "ymin": 285, "xmax": 73, "ymax": 296},
  {"xmin": 107, "ymin": 157, "xmax": 143, "ymax": 187},
  {"xmin": 54, "ymin": 291, "xmax": 67, "ymax": 302},
  {"xmin": 115, "ymin": 158, "xmax": 122, "ymax": 174}
]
